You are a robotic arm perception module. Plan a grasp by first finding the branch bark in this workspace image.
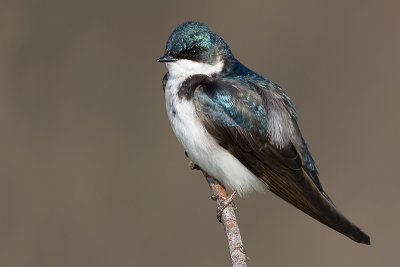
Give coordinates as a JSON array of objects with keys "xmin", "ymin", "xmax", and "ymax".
[{"xmin": 202, "ymin": 171, "xmax": 248, "ymax": 267}]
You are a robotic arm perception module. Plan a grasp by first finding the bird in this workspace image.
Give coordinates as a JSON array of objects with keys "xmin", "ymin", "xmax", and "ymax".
[{"xmin": 158, "ymin": 21, "xmax": 370, "ymax": 245}]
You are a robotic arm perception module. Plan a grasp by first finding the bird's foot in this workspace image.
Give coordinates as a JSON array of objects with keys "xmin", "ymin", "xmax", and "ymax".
[
  {"xmin": 188, "ymin": 160, "xmax": 200, "ymax": 170},
  {"xmin": 212, "ymin": 191, "xmax": 237, "ymax": 222},
  {"xmin": 186, "ymin": 151, "xmax": 200, "ymax": 170}
]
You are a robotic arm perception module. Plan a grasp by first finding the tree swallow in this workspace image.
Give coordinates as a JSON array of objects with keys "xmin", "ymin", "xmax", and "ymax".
[{"xmin": 158, "ymin": 21, "xmax": 370, "ymax": 245}]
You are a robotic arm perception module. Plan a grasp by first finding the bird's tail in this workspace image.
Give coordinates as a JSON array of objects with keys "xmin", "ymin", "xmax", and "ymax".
[
  {"xmin": 265, "ymin": 170, "xmax": 370, "ymax": 244},
  {"xmin": 313, "ymin": 191, "xmax": 370, "ymax": 245}
]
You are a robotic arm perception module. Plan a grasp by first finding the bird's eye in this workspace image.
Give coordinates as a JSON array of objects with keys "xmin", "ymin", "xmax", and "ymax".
[
  {"xmin": 177, "ymin": 47, "xmax": 201, "ymax": 59},
  {"xmin": 188, "ymin": 48, "xmax": 200, "ymax": 56}
]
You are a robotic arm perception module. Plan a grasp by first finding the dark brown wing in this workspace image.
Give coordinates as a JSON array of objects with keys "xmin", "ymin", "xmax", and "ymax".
[{"xmin": 192, "ymin": 75, "xmax": 370, "ymax": 244}]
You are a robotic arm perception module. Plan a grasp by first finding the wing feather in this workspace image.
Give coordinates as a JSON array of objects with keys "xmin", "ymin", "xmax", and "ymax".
[{"xmin": 192, "ymin": 75, "xmax": 370, "ymax": 244}]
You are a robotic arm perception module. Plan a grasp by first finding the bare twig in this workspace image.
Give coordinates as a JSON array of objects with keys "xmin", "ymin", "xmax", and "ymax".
[{"xmin": 202, "ymin": 171, "xmax": 248, "ymax": 267}]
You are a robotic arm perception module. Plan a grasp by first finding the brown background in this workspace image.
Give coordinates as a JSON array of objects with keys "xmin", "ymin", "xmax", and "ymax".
[{"xmin": 1, "ymin": 1, "xmax": 399, "ymax": 266}]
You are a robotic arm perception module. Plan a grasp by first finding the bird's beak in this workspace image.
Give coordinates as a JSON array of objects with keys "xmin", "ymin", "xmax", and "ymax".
[{"xmin": 157, "ymin": 54, "xmax": 178, "ymax": 63}]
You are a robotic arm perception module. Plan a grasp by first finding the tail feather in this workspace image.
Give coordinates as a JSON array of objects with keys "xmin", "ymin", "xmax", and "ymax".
[
  {"xmin": 315, "ymin": 197, "xmax": 370, "ymax": 245},
  {"xmin": 264, "ymin": 169, "xmax": 371, "ymax": 245}
]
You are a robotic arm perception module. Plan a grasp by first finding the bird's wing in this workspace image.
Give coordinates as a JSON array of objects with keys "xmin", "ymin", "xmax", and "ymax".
[{"xmin": 192, "ymin": 75, "xmax": 370, "ymax": 244}]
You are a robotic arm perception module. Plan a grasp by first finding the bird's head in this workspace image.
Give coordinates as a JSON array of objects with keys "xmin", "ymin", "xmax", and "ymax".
[{"xmin": 158, "ymin": 21, "xmax": 233, "ymax": 77}]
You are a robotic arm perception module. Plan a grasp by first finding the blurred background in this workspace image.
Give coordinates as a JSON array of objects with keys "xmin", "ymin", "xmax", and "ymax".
[{"xmin": 1, "ymin": 1, "xmax": 399, "ymax": 266}]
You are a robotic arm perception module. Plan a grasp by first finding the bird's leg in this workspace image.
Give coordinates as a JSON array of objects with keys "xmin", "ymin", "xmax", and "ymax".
[
  {"xmin": 189, "ymin": 160, "xmax": 200, "ymax": 170},
  {"xmin": 190, "ymin": 161, "xmax": 237, "ymax": 222},
  {"xmin": 186, "ymin": 151, "xmax": 200, "ymax": 170},
  {"xmin": 212, "ymin": 190, "xmax": 237, "ymax": 222}
]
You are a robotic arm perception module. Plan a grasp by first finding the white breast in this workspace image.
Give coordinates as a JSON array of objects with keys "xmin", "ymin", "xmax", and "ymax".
[{"xmin": 164, "ymin": 59, "xmax": 266, "ymax": 196}]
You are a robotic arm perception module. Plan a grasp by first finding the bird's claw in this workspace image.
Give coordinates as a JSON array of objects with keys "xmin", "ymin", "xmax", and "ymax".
[
  {"xmin": 186, "ymin": 151, "xmax": 200, "ymax": 170},
  {"xmin": 213, "ymin": 191, "xmax": 237, "ymax": 222},
  {"xmin": 188, "ymin": 160, "xmax": 200, "ymax": 170}
]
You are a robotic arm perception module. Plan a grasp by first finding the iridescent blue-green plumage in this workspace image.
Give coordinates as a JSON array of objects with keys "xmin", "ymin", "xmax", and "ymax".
[
  {"xmin": 166, "ymin": 22, "xmax": 215, "ymax": 53},
  {"xmin": 163, "ymin": 21, "xmax": 233, "ymax": 65},
  {"xmin": 160, "ymin": 21, "xmax": 370, "ymax": 245}
]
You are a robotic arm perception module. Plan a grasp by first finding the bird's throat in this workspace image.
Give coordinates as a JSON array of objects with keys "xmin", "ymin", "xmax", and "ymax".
[{"xmin": 166, "ymin": 58, "xmax": 224, "ymax": 79}]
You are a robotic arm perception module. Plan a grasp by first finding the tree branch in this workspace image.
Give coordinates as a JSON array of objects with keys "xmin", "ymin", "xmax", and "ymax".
[{"xmin": 202, "ymin": 171, "xmax": 248, "ymax": 267}]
